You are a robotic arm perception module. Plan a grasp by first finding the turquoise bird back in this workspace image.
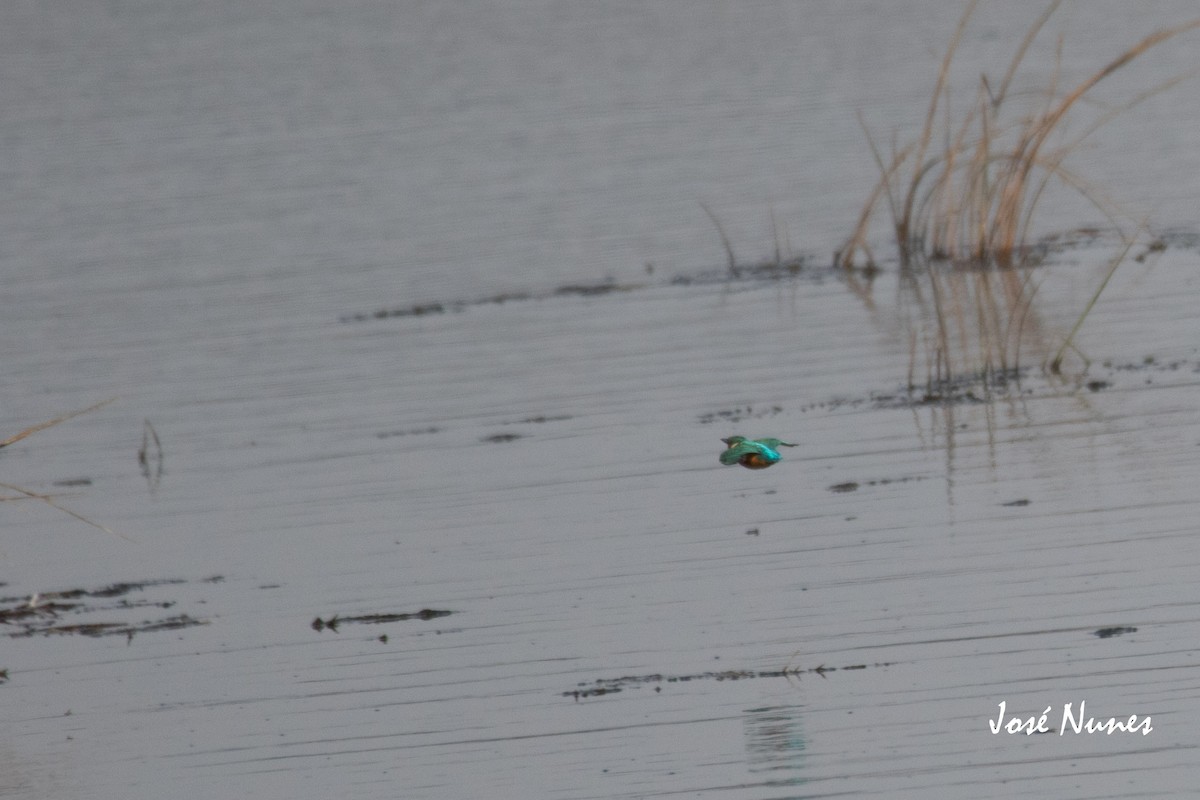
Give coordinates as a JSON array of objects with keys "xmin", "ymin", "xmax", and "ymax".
[{"xmin": 719, "ymin": 436, "xmax": 797, "ymax": 469}]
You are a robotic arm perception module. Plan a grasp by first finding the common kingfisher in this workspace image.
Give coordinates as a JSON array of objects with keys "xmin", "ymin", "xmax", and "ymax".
[{"xmin": 719, "ymin": 436, "xmax": 797, "ymax": 469}]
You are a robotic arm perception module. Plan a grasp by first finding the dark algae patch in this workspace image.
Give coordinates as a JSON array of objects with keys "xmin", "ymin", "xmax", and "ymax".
[
  {"xmin": 312, "ymin": 608, "xmax": 453, "ymax": 632},
  {"xmin": 0, "ymin": 578, "xmax": 210, "ymax": 640}
]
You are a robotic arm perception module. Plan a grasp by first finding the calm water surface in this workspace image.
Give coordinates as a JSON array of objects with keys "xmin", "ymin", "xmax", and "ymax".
[{"xmin": 3, "ymin": 2, "xmax": 1200, "ymax": 798}]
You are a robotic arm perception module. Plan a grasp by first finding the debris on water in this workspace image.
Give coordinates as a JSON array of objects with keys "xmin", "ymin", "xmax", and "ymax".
[
  {"xmin": 9, "ymin": 616, "xmax": 204, "ymax": 640},
  {"xmin": 312, "ymin": 608, "xmax": 453, "ymax": 633},
  {"xmin": 0, "ymin": 579, "xmax": 207, "ymax": 639},
  {"xmin": 52, "ymin": 477, "xmax": 93, "ymax": 487},
  {"xmin": 825, "ymin": 475, "xmax": 927, "ymax": 495},
  {"xmin": 349, "ymin": 301, "xmax": 449, "ymax": 321},
  {"xmin": 1132, "ymin": 238, "xmax": 1167, "ymax": 263},
  {"xmin": 1093, "ymin": 626, "xmax": 1137, "ymax": 639},
  {"xmin": 504, "ymin": 414, "xmax": 571, "ymax": 425},
  {"xmin": 553, "ymin": 281, "xmax": 632, "ymax": 298},
  {"xmin": 376, "ymin": 426, "xmax": 441, "ymax": 439},
  {"xmin": 481, "ymin": 433, "xmax": 522, "ymax": 443},
  {"xmin": 698, "ymin": 405, "xmax": 782, "ymax": 425}
]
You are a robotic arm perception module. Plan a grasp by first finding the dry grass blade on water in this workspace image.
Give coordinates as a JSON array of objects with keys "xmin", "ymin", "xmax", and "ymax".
[
  {"xmin": 0, "ymin": 398, "xmax": 115, "ymax": 450},
  {"xmin": 0, "ymin": 398, "xmax": 127, "ymax": 540},
  {"xmin": 1048, "ymin": 225, "xmax": 1144, "ymax": 374},
  {"xmin": 0, "ymin": 480, "xmax": 125, "ymax": 540},
  {"xmin": 700, "ymin": 201, "xmax": 739, "ymax": 277}
]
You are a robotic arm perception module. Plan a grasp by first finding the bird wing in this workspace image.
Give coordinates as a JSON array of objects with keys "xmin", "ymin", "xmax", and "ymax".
[{"xmin": 720, "ymin": 441, "xmax": 773, "ymax": 465}]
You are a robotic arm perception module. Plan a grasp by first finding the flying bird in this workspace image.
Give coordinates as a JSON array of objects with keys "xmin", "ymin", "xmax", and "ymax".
[{"xmin": 719, "ymin": 436, "xmax": 797, "ymax": 469}]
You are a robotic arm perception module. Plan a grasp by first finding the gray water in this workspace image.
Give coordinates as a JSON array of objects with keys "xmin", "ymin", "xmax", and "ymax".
[{"xmin": 4, "ymin": 2, "xmax": 1200, "ymax": 798}]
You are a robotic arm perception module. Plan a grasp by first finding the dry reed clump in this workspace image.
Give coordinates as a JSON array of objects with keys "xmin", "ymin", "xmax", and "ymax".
[{"xmin": 835, "ymin": 2, "xmax": 1200, "ymax": 269}]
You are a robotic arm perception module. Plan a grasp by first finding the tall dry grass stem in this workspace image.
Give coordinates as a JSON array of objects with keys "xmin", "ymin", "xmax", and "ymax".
[
  {"xmin": 700, "ymin": 202, "xmax": 739, "ymax": 277},
  {"xmin": 1048, "ymin": 226, "xmax": 1143, "ymax": 373},
  {"xmin": 139, "ymin": 419, "xmax": 164, "ymax": 492}
]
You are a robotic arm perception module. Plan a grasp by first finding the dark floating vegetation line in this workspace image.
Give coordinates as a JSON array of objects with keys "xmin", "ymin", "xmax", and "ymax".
[
  {"xmin": 566, "ymin": 625, "xmax": 1140, "ymax": 699},
  {"xmin": 504, "ymin": 414, "xmax": 572, "ymax": 425},
  {"xmin": 0, "ymin": 578, "xmax": 212, "ymax": 641},
  {"xmin": 376, "ymin": 425, "xmax": 442, "ymax": 440},
  {"xmin": 697, "ymin": 356, "xmax": 1199, "ymax": 434},
  {"xmin": 697, "ymin": 405, "xmax": 783, "ymax": 426},
  {"xmin": 339, "ymin": 223, "xmax": 1193, "ymax": 345},
  {"xmin": 338, "ymin": 256, "xmax": 817, "ymax": 324},
  {"xmin": 827, "ymin": 475, "xmax": 927, "ymax": 494},
  {"xmin": 375, "ymin": 417, "xmax": 567, "ymax": 442},
  {"xmin": 0, "ymin": 578, "xmax": 187, "ymax": 607},
  {"xmin": 565, "ymin": 661, "xmax": 898, "ymax": 700},
  {"xmin": 311, "ymin": 608, "xmax": 453, "ymax": 633},
  {"xmin": 8, "ymin": 615, "xmax": 206, "ymax": 640}
]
